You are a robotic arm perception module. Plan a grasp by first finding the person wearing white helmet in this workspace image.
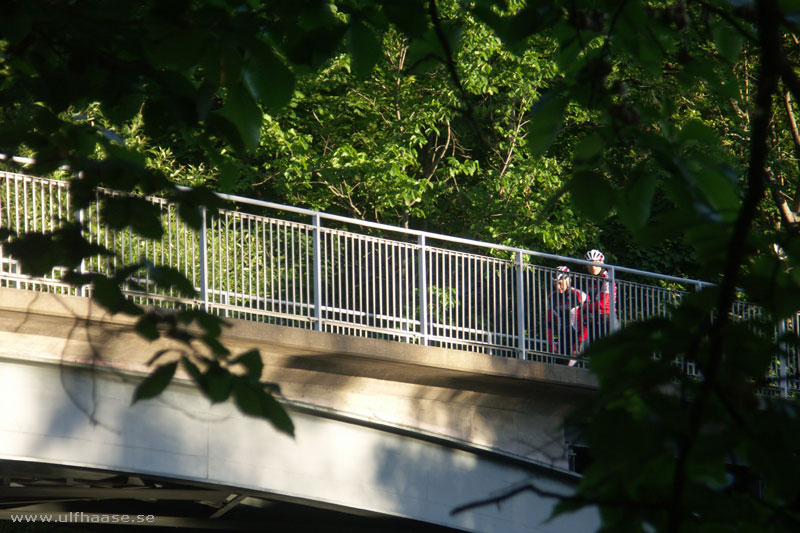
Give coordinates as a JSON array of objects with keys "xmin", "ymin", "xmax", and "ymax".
[
  {"xmin": 546, "ymin": 266, "xmax": 587, "ymax": 365},
  {"xmin": 583, "ymin": 249, "xmax": 616, "ymax": 343}
]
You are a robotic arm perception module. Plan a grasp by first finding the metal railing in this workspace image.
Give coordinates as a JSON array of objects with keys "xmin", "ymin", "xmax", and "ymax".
[{"xmin": 0, "ymin": 171, "xmax": 797, "ymax": 395}]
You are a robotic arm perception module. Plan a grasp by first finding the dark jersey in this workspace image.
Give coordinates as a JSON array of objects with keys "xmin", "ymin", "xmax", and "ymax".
[{"xmin": 546, "ymin": 287, "xmax": 587, "ymax": 352}]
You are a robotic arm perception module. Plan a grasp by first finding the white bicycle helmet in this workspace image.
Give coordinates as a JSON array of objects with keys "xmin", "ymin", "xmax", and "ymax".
[
  {"xmin": 553, "ymin": 265, "xmax": 570, "ymax": 280},
  {"xmin": 585, "ymin": 249, "xmax": 604, "ymax": 262}
]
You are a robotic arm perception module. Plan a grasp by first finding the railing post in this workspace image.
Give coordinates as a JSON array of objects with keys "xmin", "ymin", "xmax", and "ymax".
[
  {"xmin": 609, "ymin": 266, "xmax": 618, "ymax": 332},
  {"xmin": 75, "ymin": 198, "xmax": 86, "ymax": 297},
  {"xmin": 198, "ymin": 207, "xmax": 209, "ymax": 311},
  {"xmin": 778, "ymin": 319, "xmax": 790, "ymax": 398},
  {"xmin": 313, "ymin": 214, "xmax": 322, "ymax": 331},
  {"xmin": 418, "ymin": 234, "xmax": 428, "ymax": 346},
  {"xmin": 73, "ymin": 171, "xmax": 86, "ymax": 296},
  {"xmin": 516, "ymin": 251, "xmax": 525, "ymax": 359}
]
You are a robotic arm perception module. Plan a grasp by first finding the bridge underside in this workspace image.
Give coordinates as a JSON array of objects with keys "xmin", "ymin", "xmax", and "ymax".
[{"xmin": 0, "ymin": 459, "xmax": 462, "ymax": 532}]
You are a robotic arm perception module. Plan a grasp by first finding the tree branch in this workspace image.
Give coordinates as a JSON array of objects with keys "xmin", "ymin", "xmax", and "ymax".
[
  {"xmin": 427, "ymin": 0, "xmax": 486, "ymax": 147},
  {"xmin": 782, "ymin": 91, "xmax": 800, "ymax": 212},
  {"xmin": 668, "ymin": 1, "xmax": 781, "ymax": 530}
]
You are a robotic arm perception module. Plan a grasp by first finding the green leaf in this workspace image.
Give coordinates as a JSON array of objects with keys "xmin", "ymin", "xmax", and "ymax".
[
  {"xmin": 233, "ymin": 349, "xmax": 264, "ymax": 378},
  {"xmin": 617, "ymin": 173, "xmax": 657, "ymax": 231},
  {"xmin": 202, "ymin": 334, "xmax": 231, "ymax": 357},
  {"xmin": 382, "ymin": 0, "xmax": 429, "ymax": 38},
  {"xmin": 170, "ymin": 186, "xmax": 227, "ymax": 230},
  {"xmin": 527, "ymin": 92, "xmax": 566, "ymax": 157},
  {"xmin": 100, "ymin": 196, "xmax": 164, "ymax": 240},
  {"xmin": 349, "ymin": 19, "xmax": 382, "ymax": 78},
  {"xmin": 216, "ymin": 159, "xmax": 239, "ymax": 192},
  {"xmin": 694, "ymin": 166, "xmax": 740, "ymax": 218},
  {"xmin": 178, "ymin": 309, "xmax": 229, "ymax": 337},
  {"xmin": 144, "ymin": 262, "xmax": 197, "ymax": 297},
  {"xmin": 205, "ymin": 362, "xmax": 233, "ymax": 403},
  {"xmin": 677, "ymin": 120, "xmax": 719, "ymax": 146},
  {"xmin": 4, "ymin": 225, "xmax": 111, "ymax": 277},
  {"xmin": 710, "ymin": 17, "xmax": 744, "ymax": 63},
  {"xmin": 135, "ymin": 315, "xmax": 160, "ymax": 341},
  {"xmin": 133, "ymin": 362, "xmax": 177, "ymax": 403},
  {"xmin": 213, "ymin": 82, "xmax": 262, "ymax": 152},
  {"xmin": 143, "ymin": 29, "xmax": 205, "ymax": 71},
  {"xmin": 573, "ymin": 132, "xmax": 606, "ymax": 161},
  {"xmin": 568, "ymin": 170, "xmax": 615, "ymax": 222},
  {"xmin": 233, "ymin": 377, "xmax": 294, "ymax": 436},
  {"xmin": 92, "ymin": 276, "xmax": 144, "ymax": 315},
  {"xmin": 243, "ymin": 43, "xmax": 296, "ymax": 113},
  {"xmin": 181, "ymin": 356, "xmax": 205, "ymax": 385}
]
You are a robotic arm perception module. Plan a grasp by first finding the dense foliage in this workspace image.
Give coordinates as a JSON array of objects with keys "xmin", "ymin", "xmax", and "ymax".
[{"xmin": 4, "ymin": 0, "xmax": 800, "ymax": 530}]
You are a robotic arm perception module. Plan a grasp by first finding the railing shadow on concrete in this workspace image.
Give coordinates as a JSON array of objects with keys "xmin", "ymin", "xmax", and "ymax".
[{"xmin": 0, "ymin": 171, "xmax": 797, "ymax": 397}]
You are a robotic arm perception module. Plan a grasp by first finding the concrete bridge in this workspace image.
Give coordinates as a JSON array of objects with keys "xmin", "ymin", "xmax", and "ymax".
[{"xmin": 0, "ymin": 286, "xmax": 600, "ymax": 531}]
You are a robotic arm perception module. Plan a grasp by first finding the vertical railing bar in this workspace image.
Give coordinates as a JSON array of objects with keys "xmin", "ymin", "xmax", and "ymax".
[
  {"xmin": 224, "ymin": 212, "xmax": 231, "ymax": 316},
  {"xmin": 447, "ymin": 252, "xmax": 452, "ymax": 345},
  {"xmin": 609, "ymin": 266, "xmax": 618, "ymax": 333},
  {"xmin": 454, "ymin": 253, "xmax": 460, "ymax": 342},
  {"xmin": 248, "ymin": 217, "xmax": 254, "ymax": 313},
  {"xmin": 210, "ymin": 213, "xmax": 218, "ymax": 312},
  {"xmin": 358, "ymin": 237, "xmax": 364, "ymax": 330},
  {"xmin": 199, "ymin": 207, "xmax": 209, "ymax": 311},
  {"xmin": 386, "ymin": 242, "xmax": 391, "ymax": 333},
  {"xmin": 418, "ymin": 234, "xmax": 428, "ymax": 346},
  {"xmin": 313, "ymin": 214, "xmax": 322, "ymax": 331},
  {"xmin": 303, "ymin": 225, "xmax": 308, "ymax": 321},
  {"xmin": 22, "ymin": 178, "xmax": 28, "ymax": 234},
  {"xmin": 75, "ymin": 175, "xmax": 86, "ymax": 297},
  {"xmin": 778, "ymin": 319, "xmax": 789, "ymax": 398},
  {"xmin": 257, "ymin": 219, "xmax": 263, "ymax": 318},
  {"xmin": 280, "ymin": 222, "xmax": 286, "ymax": 318},
  {"xmin": 282, "ymin": 223, "xmax": 288, "ymax": 318},
  {"xmin": 516, "ymin": 251, "xmax": 525, "ymax": 359},
  {"xmin": 373, "ymin": 238, "xmax": 378, "ymax": 333},
  {"xmin": 31, "ymin": 179, "xmax": 37, "ymax": 233},
  {"xmin": 268, "ymin": 220, "xmax": 274, "ymax": 316},
  {"xmin": 337, "ymin": 233, "xmax": 342, "ymax": 326},
  {"xmin": 236, "ymin": 215, "xmax": 242, "ymax": 315}
]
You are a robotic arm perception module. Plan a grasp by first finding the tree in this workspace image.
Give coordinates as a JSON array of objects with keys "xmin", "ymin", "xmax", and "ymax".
[
  {"xmin": 4, "ymin": 0, "xmax": 800, "ymax": 530},
  {"xmin": 457, "ymin": 0, "xmax": 800, "ymax": 530}
]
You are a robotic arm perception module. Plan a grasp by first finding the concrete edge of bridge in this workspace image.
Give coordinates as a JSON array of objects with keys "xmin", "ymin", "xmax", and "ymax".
[{"xmin": 0, "ymin": 286, "xmax": 598, "ymax": 393}]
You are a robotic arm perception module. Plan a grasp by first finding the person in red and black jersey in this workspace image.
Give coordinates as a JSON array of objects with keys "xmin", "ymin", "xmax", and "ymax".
[
  {"xmin": 583, "ymin": 249, "xmax": 616, "ymax": 344},
  {"xmin": 546, "ymin": 266, "xmax": 587, "ymax": 364}
]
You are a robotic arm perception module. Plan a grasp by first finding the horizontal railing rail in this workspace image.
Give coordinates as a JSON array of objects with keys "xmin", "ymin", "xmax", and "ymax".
[{"xmin": 0, "ymin": 171, "xmax": 796, "ymax": 396}]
